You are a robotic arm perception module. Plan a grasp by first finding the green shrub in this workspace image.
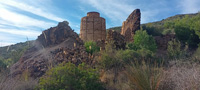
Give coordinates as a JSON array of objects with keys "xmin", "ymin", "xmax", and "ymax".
[
  {"xmin": 84, "ymin": 41, "xmax": 100, "ymax": 55},
  {"xmin": 37, "ymin": 62, "xmax": 104, "ymax": 90},
  {"xmin": 101, "ymin": 41, "xmax": 157, "ymax": 70},
  {"xmin": 127, "ymin": 42, "xmax": 136, "ymax": 50},
  {"xmin": 142, "ymin": 24, "xmax": 163, "ymax": 36},
  {"xmin": 167, "ymin": 39, "xmax": 188, "ymax": 59},
  {"xmin": 100, "ymin": 42, "xmax": 138, "ymax": 70},
  {"xmin": 175, "ymin": 26, "xmax": 200, "ymax": 47},
  {"xmin": 162, "ymin": 29, "xmax": 174, "ymax": 35},
  {"xmin": 0, "ymin": 59, "xmax": 6, "ymax": 72},
  {"xmin": 128, "ymin": 30, "xmax": 157, "ymax": 53},
  {"xmin": 100, "ymin": 42, "xmax": 122, "ymax": 70},
  {"xmin": 193, "ymin": 46, "xmax": 200, "ymax": 58},
  {"xmin": 163, "ymin": 14, "xmax": 200, "ymax": 48}
]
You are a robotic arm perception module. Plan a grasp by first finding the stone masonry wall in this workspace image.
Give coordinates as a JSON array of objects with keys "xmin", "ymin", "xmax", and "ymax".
[
  {"xmin": 80, "ymin": 12, "xmax": 106, "ymax": 41},
  {"xmin": 121, "ymin": 9, "xmax": 141, "ymax": 42}
]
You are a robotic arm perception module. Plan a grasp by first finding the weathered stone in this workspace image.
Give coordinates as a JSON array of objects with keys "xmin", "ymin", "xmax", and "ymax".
[
  {"xmin": 80, "ymin": 12, "xmax": 106, "ymax": 41},
  {"xmin": 121, "ymin": 9, "xmax": 141, "ymax": 42},
  {"xmin": 106, "ymin": 30, "xmax": 126, "ymax": 50},
  {"xmin": 10, "ymin": 21, "xmax": 92, "ymax": 78},
  {"xmin": 37, "ymin": 21, "xmax": 82, "ymax": 47}
]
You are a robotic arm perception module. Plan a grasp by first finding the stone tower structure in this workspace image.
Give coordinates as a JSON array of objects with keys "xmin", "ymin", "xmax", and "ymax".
[
  {"xmin": 80, "ymin": 12, "xmax": 106, "ymax": 41},
  {"xmin": 121, "ymin": 9, "xmax": 141, "ymax": 42}
]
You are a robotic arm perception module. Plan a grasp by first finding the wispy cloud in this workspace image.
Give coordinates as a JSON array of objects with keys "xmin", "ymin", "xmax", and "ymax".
[
  {"xmin": 179, "ymin": 0, "xmax": 200, "ymax": 14},
  {"xmin": 0, "ymin": 29, "xmax": 41, "ymax": 38},
  {"xmin": 0, "ymin": 0, "xmax": 65, "ymax": 22},
  {"xmin": 0, "ymin": 42, "xmax": 14, "ymax": 47},
  {"xmin": 0, "ymin": 0, "xmax": 63, "ymax": 46},
  {"xmin": 80, "ymin": 0, "xmax": 135, "ymax": 23},
  {"xmin": 79, "ymin": 0, "xmax": 168, "ymax": 25},
  {"xmin": 0, "ymin": 8, "xmax": 56, "ymax": 29},
  {"xmin": 0, "ymin": 34, "xmax": 23, "ymax": 47}
]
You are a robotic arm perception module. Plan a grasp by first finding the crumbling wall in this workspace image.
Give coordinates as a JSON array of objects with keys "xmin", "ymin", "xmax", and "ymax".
[{"xmin": 121, "ymin": 9, "xmax": 141, "ymax": 42}]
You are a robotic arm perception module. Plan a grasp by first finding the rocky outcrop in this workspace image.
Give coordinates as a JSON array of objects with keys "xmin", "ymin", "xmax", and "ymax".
[
  {"xmin": 106, "ymin": 30, "xmax": 126, "ymax": 50},
  {"xmin": 121, "ymin": 9, "xmax": 141, "ymax": 42},
  {"xmin": 10, "ymin": 21, "xmax": 92, "ymax": 78},
  {"xmin": 37, "ymin": 21, "xmax": 82, "ymax": 47}
]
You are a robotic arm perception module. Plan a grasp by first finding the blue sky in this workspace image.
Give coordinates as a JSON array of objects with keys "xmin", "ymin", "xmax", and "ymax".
[{"xmin": 0, "ymin": 0, "xmax": 200, "ymax": 46}]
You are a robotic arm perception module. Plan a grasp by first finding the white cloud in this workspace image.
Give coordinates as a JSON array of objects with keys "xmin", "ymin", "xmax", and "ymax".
[
  {"xmin": 0, "ymin": 0, "xmax": 74, "ymax": 46},
  {"xmin": 0, "ymin": 28, "xmax": 41, "ymax": 38},
  {"xmin": 80, "ymin": 0, "xmax": 165, "ymax": 25},
  {"xmin": 81, "ymin": 0, "xmax": 135, "ymax": 23},
  {"xmin": 0, "ymin": 8, "xmax": 56, "ymax": 29},
  {"xmin": 0, "ymin": 34, "xmax": 23, "ymax": 47},
  {"xmin": 179, "ymin": 0, "xmax": 200, "ymax": 13},
  {"xmin": 0, "ymin": 0, "xmax": 65, "ymax": 22},
  {"xmin": 0, "ymin": 42, "xmax": 14, "ymax": 47},
  {"xmin": 0, "ymin": 24, "xmax": 3, "ymax": 27}
]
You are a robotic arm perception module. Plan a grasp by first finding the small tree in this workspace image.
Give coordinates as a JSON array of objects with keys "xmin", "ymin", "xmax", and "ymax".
[
  {"xmin": 37, "ymin": 62, "xmax": 104, "ymax": 90},
  {"xmin": 0, "ymin": 58, "xmax": 6, "ymax": 72},
  {"xmin": 175, "ymin": 26, "xmax": 200, "ymax": 47},
  {"xmin": 84, "ymin": 41, "xmax": 100, "ymax": 55},
  {"xmin": 132, "ymin": 30, "xmax": 157, "ymax": 52},
  {"xmin": 167, "ymin": 39, "xmax": 188, "ymax": 59}
]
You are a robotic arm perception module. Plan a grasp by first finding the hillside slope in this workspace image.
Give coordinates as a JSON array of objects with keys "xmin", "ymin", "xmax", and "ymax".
[
  {"xmin": 1, "ymin": 12, "xmax": 199, "ymax": 66},
  {"xmin": 107, "ymin": 13, "xmax": 200, "ymax": 34}
]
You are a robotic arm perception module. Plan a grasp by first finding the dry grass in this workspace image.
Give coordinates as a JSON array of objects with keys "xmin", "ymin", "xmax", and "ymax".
[
  {"xmin": 0, "ymin": 71, "xmax": 38, "ymax": 90},
  {"xmin": 100, "ymin": 69, "xmax": 131, "ymax": 90},
  {"xmin": 126, "ymin": 61, "xmax": 163, "ymax": 90},
  {"xmin": 0, "ymin": 77, "xmax": 38, "ymax": 90},
  {"xmin": 159, "ymin": 60, "xmax": 200, "ymax": 90}
]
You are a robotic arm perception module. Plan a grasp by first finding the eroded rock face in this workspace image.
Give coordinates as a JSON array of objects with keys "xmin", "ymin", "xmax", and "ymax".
[
  {"xmin": 10, "ymin": 21, "xmax": 92, "ymax": 78},
  {"xmin": 121, "ymin": 9, "xmax": 141, "ymax": 42},
  {"xmin": 37, "ymin": 21, "xmax": 81, "ymax": 47},
  {"xmin": 106, "ymin": 30, "xmax": 126, "ymax": 50}
]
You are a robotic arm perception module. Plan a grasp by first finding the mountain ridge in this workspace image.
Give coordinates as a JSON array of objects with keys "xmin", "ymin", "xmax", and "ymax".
[
  {"xmin": 0, "ymin": 12, "xmax": 199, "ymax": 65},
  {"xmin": 107, "ymin": 12, "xmax": 200, "ymax": 33}
]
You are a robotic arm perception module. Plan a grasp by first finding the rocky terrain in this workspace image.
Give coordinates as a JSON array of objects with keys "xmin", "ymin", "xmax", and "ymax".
[
  {"xmin": 10, "ymin": 21, "xmax": 92, "ymax": 78},
  {"xmin": 0, "ymin": 9, "xmax": 199, "ymax": 90}
]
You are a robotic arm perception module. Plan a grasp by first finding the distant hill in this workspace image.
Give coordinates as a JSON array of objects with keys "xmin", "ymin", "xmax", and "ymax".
[
  {"xmin": 0, "ymin": 41, "xmax": 33, "ymax": 60},
  {"xmin": 107, "ymin": 13, "xmax": 200, "ymax": 35},
  {"xmin": 106, "ymin": 26, "xmax": 122, "ymax": 33}
]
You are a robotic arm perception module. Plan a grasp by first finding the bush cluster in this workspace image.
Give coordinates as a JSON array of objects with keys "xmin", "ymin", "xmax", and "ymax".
[
  {"xmin": 37, "ymin": 63, "xmax": 104, "ymax": 90},
  {"xmin": 84, "ymin": 41, "xmax": 100, "ymax": 55}
]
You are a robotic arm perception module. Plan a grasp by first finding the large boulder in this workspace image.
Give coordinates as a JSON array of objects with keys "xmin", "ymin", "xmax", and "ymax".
[
  {"xmin": 10, "ymin": 21, "xmax": 91, "ymax": 78},
  {"xmin": 121, "ymin": 9, "xmax": 141, "ymax": 42}
]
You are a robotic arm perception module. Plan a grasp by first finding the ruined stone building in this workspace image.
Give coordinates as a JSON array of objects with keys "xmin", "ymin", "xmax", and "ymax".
[
  {"xmin": 121, "ymin": 9, "xmax": 141, "ymax": 42},
  {"xmin": 80, "ymin": 12, "xmax": 106, "ymax": 41}
]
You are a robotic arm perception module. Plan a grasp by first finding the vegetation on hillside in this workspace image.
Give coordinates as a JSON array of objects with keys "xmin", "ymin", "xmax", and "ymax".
[
  {"xmin": 37, "ymin": 62, "xmax": 104, "ymax": 90},
  {"xmin": 1, "ymin": 13, "xmax": 200, "ymax": 90},
  {"xmin": 127, "ymin": 29, "xmax": 157, "ymax": 53},
  {"xmin": 165, "ymin": 14, "xmax": 200, "ymax": 48},
  {"xmin": 84, "ymin": 41, "xmax": 100, "ymax": 55},
  {"xmin": 107, "ymin": 13, "xmax": 200, "ymax": 37},
  {"xmin": 106, "ymin": 26, "xmax": 121, "ymax": 33}
]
